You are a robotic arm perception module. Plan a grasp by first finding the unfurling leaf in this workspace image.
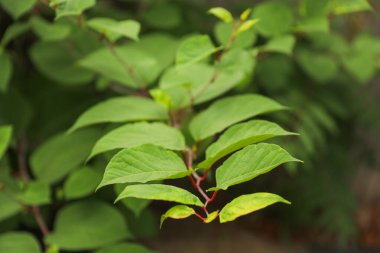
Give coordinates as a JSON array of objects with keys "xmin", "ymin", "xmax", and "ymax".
[
  {"xmin": 240, "ymin": 9, "xmax": 252, "ymax": 21},
  {"xmin": 237, "ymin": 19, "xmax": 259, "ymax": 34},
  {"xmin": 160, "ymin": 205, "xmax": 195, "ymax": 228},
  {"xmin": 208, "ymin": 7, "xmax": 233, "ymax": 23}
]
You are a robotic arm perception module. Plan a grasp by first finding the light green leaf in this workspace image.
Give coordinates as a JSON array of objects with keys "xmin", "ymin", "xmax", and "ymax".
[
  {"xmin": 31, "ymin": 128, "xmax": 102, "ymax": 184},
  {"xmin": 0, "ymin": 52, "xmax": 12, "ymax": 93},
  {"xmin": 46, "ymin": 200, "xmax": 131, "ymax": 250},
  {"xmin": 87, "ymin": 18, "xmax": 140, "ymax": 42},
  {"xmin": 208, "ymin": 7, "xmax": 233, "ymax": 23},
  {"xmin": 213, "ymin": 143, "xmax": 301, "ymax": 191},
  {"xmin": 89, "ymin": 122, "xmax": 185, "ymax": 158},
  {"xmin": 30, "ymin": 41, "xmax": 95, "ymax": 85},
  {"xmin": 0, "ymin": 125, "xmax": 12, "ymax": 159},
  {"xmin": 240, "ymin": 9, "xmax": 252, "ymax": 21},
  {"xmin": 199, "ymin": 120, "xmax": 296, "ymax": 168},
  {"xmin": 329, "ymin": 0, "xmax": 372, "ymax": 15},
  {"xmin": 30, "ymin": 16, "xmax": 71, "ymax": 41},
  {"xmin": 343, "ymin": 51, "xmax": 376, "ymax": 83},
  {"xmin": 214, "ymin": 22, "xmax": 257, "ymax": 49},
  {"xmin": 189, "ymin": 94, "xmax": 285, "ymax": 140},
  {"xmin": 237, "ymin": 19, "xmax": 259, "ymax": 34},
  {"xmin": 149, "ymin": 89, "xmax": 172, "ymax": 109},
  {"xmin": 296, "ymin": 17, "xmax": 330, "ymax": 33},
  {"xmin": 0, "ymin": 0, "xmax": 36, "ymax": 19},
  {"xmin": 63, "ymin": 167, "xmax": 102, "ymax": 200},
  {"xmin": 98, "ymin": 144, "xmax": 188, "ymax": 188},
  {"xmin": 176, "ymin": 35, "xmax": 216, "ymax": 66},
  {"xmin": 144, "ymin": 4, "xmax": 182, "ymax": 29},
  {"xmin": 69, "ymin": 96, "xmax": 168, "ymax": 132},
  {"xmin": 205, "ymin": 210, "xmax": 219, "ymax": 223},
  {"xmin": 219, "ymin": 192, "xmax": 290, "ymax": 223},
  {"xmin": 114, "ymin": 184, "xmax": 151, "ymax": 217},
  {"xmin": 1, "ymin": 22, "xmax": 31, "ymax": 46},
  {"xmin": 95, "ymin": 243, "xmax": 157, "ymax": 253},
  {"xmin": 260, "ymin": 35, "xmax": 296, "ymax": 55},
  {"xmin": 160, "ymin": 205, "xmax": 195, "ymax": 228},
  {"xmin": 17, "ymin": 181, "xmax": 51, "ymax": 205},
  {"xmin": 116, "ymin": 184, "xmax": 203, "ymax": 207},
  {"xmin": 52, "ymin": 0, "xmax": 96, "ymax": 20},
  {"xmin": 0, "ymin": 232, "xmax": 41, "ymax": 253},
  {"xmin": 0, "ymin": 192, "xmax": 22, "ymax": 222},
  {"xmin": 252, "ymin": 2, "xmax": 294, "ymax": 37}
]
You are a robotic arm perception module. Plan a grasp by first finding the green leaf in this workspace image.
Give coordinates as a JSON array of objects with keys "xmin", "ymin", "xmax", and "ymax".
[
  {"xmin": 160, "ymin": 205, "xmax": 195, "ymax": 228},
  {"xmin": 87, "ymin": 18, "xmax": 140, "ymax": 42},
  {"xmin": 63, "ymin": 167, "xmax": 102, "ymax": 200},
  {"xmin": 78, "ymin": 45, "xmax": 158, "ymax": 89},
  {"xmin": 30, "ymin": 128, "xmax": 102, "ymax": 184},
  {"xmin": 208, "ymin": 7, "xmax": 233, "ymax": 23},
  {"xmin": 89, "ymin": 122, "xmax": 185, "ymax": 158},
  {"xmin": 189, "ymin": 94, "xmax": 285, "ymax": 140},
  {"xmin": 0, "ymin": 52, "xmax": 12, "ymax": 93},
  {"xmin": 17, "ymin": 181, "xmax": 51, "ymax": 205},
  {"xmin": 213, "ymin": 143, "xmax": 301, "ymax": 191},
  {"xmin": 260, "ymin": 35, "xmax": 296, "ymax": 55},
  {"xmin": 115, "ymin": 184, "xmax": 203, "ymax": 207},
  {"xmin": 144, "ymin": 4, "xmax": 182, "ymax": 29},
  {"xmin": 204, "ymin": 210, "xmax": 219, "ymax": 223},
  {"xmin": 98, "ymin": 144, "xmax": 188, "ymax": 188},
  {"xmin": 0, "ymin": 192, "xmax": 22, "ymax": 222},
  {"xmin": 343, "ymin": 51, "xmax": 376, "ymax": 83},
  {"xmin": 30, "ymin": 41, "xmax": 95, "ymax": 85},
  {"xmin": 0, "ymin": 232, "xmax": 41, "ymax": 253},
  {"xmin": 237, "ymin": 19, "xmax": 259, "ymax": 34},
  {"xmin": 114, "ymin": 184, "xmax": 151, "ymax": 217},
  {"xmin": 30, "ymin": 16, "xmax": 71, "ymax": 42},
  {"xmin": 252, "ymin": 2, "xmax": 294, "ymax": 37},
  {"xmin": 199, "ymin": 120, "xmax": 297, "ymax": 168},
  {"xmin": 52, "ymin": 0, "xmax": 96, "ymax": 20},
  {"xmin": 0, "ymin": 125, "xmax": 12, "ymax": 159},
  {"xmin": 95, "ymin": 243, "xmax": 157, "ymax": 253},
  {"xmin": 219, "ymin": 192, "xmax": 290, "ymax": 223},
  {"xmin": 69, "ymin": 96, "xmax": 168, "ymax": 132},
  {"xmin": 240, "ymin": 9, "xmax": 252, "ymax": 21},
  {"xmin": 1, "ymin": 22, "xmax": 31, "ymax": 46},
  {"xmin": 0, "ymin": 0, "xmax": 36, "ymax": 19},
  {"xmin": 214, "ymin": 22, "xmax": 257, "ymax": 49},
  {"xmin": 296, "ymin": 17, "xmax": 330, "ymax": 33},
  {"xmin": 46, "ymin": 200, "xmax": 131, "ymax": 250},
  {"xmin": 176, "ymin": 35, "xmax": 216, "ymax": 66},
  {"xmin": 329, "ymin": 0, "xmax": 372, "ymax": 15},
  {"xmin": 149, "ymin": 89, "xmax": 172, "ymax": 109},
  {"xmin": 302, "ymin": 0, "xmax": 329, "ymax": 17}
]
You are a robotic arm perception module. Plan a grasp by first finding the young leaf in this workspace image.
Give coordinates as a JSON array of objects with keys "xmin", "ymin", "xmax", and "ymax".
[
  {"xmin": 89, "ymin": 122, "xmax": 185, "ymax": 158},
  {"xmin": 98, "ymin": 144, "xmax": 189, "ymax": 188},
  {"xmin": 236, "ymin": 19, "xmax": 259, "ymax": 34},
  {"xmin": 329, "ymin": 0, "xmax": 372, "ymax": 15},
  {"xmin": 208, "ymin": 7, "xmax": 233, "ymax": 23},
  {"xmin": 52, "ymin": 0, "xmax": 96, "ymax": 20},
  {"xmin": 115, "ymin": 184, "xmax": 203, "ymax": 207},
  {"xmin": 0, "ymin": 0, "xmax": 36, "ymax": 19},
  {"xmin": 214, "ymin": 22, "xmax": 256, "ymax": 49},
  {"xmin": 0, "ymin": 52, "xmax": 12, "ymax": 93},
  {"xmin": 45, "ymin": 201, "xmax": 131, "ymax": 250},
  {"xmin": 240, "ymin": 9, "xmax": 252, "ymax": 21},
  {"xmin": 149, "ymin": 89, "xmax": 172, "ymax": 109},
  {"xmin": 219, "ymin": 192, "xmax": 290, "ymax": 223},
  {"xmin": 69, "ymin": 96, "xmax": 168, "ymax": 132},
  {"xmin": 0, "ymin": 192, "xmax": 22, "ymax": 222},
  {"xmin": 213, "ymin": 143, "xmax": 301, "ymax": 191},
  {"xmin": 199, "ymin": 120, "xmax": 297, "ymax": 168},
  {"xmin": 30, "ymin": 16, "xmax": 71, "ymax": 42},
  {"xmin": 87, "ymin": 18, "xmax": 140, "ymax": 42},
  {"xmin": 204, "ymin": 210, "xmax": 219, "ymax": 223},
  {"xmin": 63, "ymin": 167, "xmax": 102, "ymax": 200},
  {"xmin": 160, "ymin": 205, "xmax": 195, "ymax": 228},
  {"xmin": 17, "ymin": 181, "xmax": 51, "ymax": 205},
  {"xmin": 0, "ymin": 125, "xmax": 12, "ymax": 159},
  {"xmin": 95, "ymin": 243, "xmax": 157, "ymax": 253},
  {"xmin": 0, "ymin": 232, "xmax": 41, "ymax": 253},
  {"xmin": 189, "ymin": 94, "xmax": 285, "ymax": 141},
  {"xmin": 176, "ymin": 35, "xmax": 217, "ymax": 66}
]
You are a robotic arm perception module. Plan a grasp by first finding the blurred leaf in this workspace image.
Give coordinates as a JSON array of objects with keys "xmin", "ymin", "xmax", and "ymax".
[
  {"xmin": 0, "ymin": 0, "xmax": 36, "ymax": 19},
  {"xmin": 17, "ymin": 181, "xmax": 51, "ymax": 205},
  {"xmin": 219, "ymin": 192, "xmax": 290, "ymax": 223},
  {"xmin": 116, "ymin": 184, "xmax": 203, "ymax": 207},
  {"xmin": 176, "ymin": 35, "xmax": 216, "ymax": 66},
  {"xmin": 296, "ymin": 17, "xmax": 329, "ymax": 33},
  {"xmin": 240, "ymin": 9, "xmax": 252, "ymax": 21},
  {"xmin": 189, "ymin": 94, "xmax": 285, "ymax": 140},
  {"xmin": 0, "ymin": 125, "xmax": 12, "ymax": 159},
  {"xmin": 208, "ymin": 7, "xmax": 233, "ymax": 23},
  {"xmin": 30, "ymin": 128, "xmax": 102, "ymax": 184},
  {"xmin": 301, "ymin": 0, "xmax": 329, "ymax": 17},
  {"xmin": 69, "ymin": 96, "xmax": 168, "ymax": 132},
  {"xmin": 0, "ymin": 52, "xmax": 12, "ymax": 93},
  {"xmin": 114, "ymin": 184, "xmax": 151, "ymax": 217},
  {"xmin": 63, "ymin": 167, "xmax": 102, "ymax": 200},
  {"xmin": 87, "ymin": 18, "xmax": 140, "ymax": 42},
  {"xmin": 214, "ymin": 22, "xmax": 256, "ymax": 49},
  {"xmin": 160, "ymin": 205, "xmax": 195, "ymax": 228},
  {"xmin": 1, "ymin": 22, "xmax": 31, "ymax": 46},
  {"xmin": 95, "ymin": 243, "xmax": 157, "ymax": 253},
  {"xmin": 52, "ymin": 0, "xmax": 96, "ymax": 20},
  {"xmin": 330, "ymin": 0, "xmax": 372, "ymax": 15},
  {"xmin": 30, "ymin": 16, "xmax": 71, "ymax": 42},
  {"xmin": 90, "ymin": 122, "xmax": 185, "ymax": 158},
  {"xmin": 46, "ymin": 200, "xmax": 131, "ymax": 250},
  {"xmin": 213, "ymin": 143, "xmax": 301, "ymax": 191},
  {"xmin": 237, "ymin": 19, "xmax": 259, "ymax": 34},
  {"xmin": 98, "ymin": 144, "xmax": 188, "ymax": 188},
  {"xmin": 252, "ymin": 2, "xmax": 293, "ymax": 37},
  {"xmin": 144, "ymin": 4, "xmax": 182, "ymax": 29},
  {"xmin": 343, "ymin": 51, "xmax": 376, "ymax": 84},
  {"xmin": 260, "ymin": 35, "xmax": 296, "ymax": 55},
  {"xmin": 0, "ymin": 232, "xmax": 41, "ymax": 253},
  {"xmin": 0, "ymin": 192, "xmax": 22, "ymax": 222},
  {"xmin": 199, "ymin": 120, "xmax": 296, "ymax": 168}
]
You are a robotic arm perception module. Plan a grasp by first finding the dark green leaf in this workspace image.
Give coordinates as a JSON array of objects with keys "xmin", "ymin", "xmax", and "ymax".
[
  {"xmin": 63, "ymin": 167, "xmax": 102, "ymax": 200},
  {"xmin": 0, "ymin": 125, "xmax": 12, "ymax": 159},
  {"xmin": 0, "ymin": 232, "xmax": 41, "ymax": 253},
  {"xmin": 0, "ymin": 52, "xmax": 12, "ymax": 93},
  {"xmin": 0, "ymin": 192, "xmax": 22, "ymax": 222},
  {"xmin": 0, "ymin": 0, "xmax": 36, "ymax": 19},
  {"xmin": 17, "ymin": 181, "xmax": 51, "ymax": 205}
]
